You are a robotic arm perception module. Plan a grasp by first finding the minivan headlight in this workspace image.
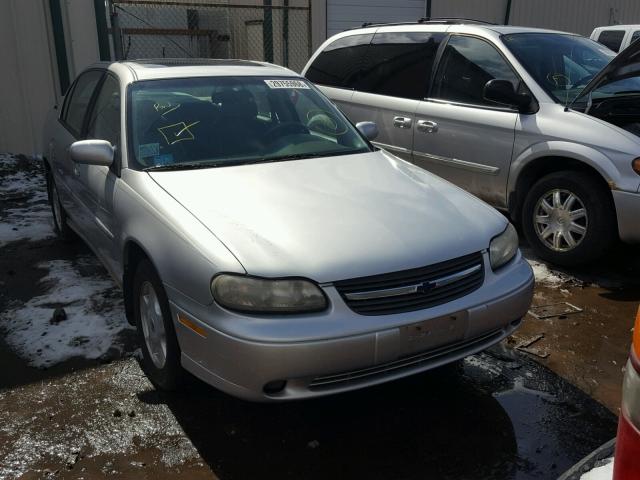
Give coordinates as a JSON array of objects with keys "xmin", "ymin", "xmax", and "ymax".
[
  {"xmin": 489, "ymin": 224, "xmax": 519, "ymax": 270},
  {"xmin": 211, "ymin": 274, "xmax": 327, "ymax": 313}
]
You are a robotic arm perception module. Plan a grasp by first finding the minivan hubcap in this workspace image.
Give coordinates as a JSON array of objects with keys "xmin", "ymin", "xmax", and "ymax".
[
  {"xmin": 139, "ymin": 281, "xmax": 167, "ymax": 369},
  {"xmin": 534, "ymin": 189, "xmax": 588, "ymax": 252}
]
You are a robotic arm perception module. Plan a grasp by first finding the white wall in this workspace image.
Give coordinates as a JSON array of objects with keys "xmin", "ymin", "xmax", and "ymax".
[
  {"xmin": 326, "ymin": 0, "xmax": 426, "ymax": 37},
  {"xmin": 0, "ymin": 0, "xmax": 101, "ymax": 155}
]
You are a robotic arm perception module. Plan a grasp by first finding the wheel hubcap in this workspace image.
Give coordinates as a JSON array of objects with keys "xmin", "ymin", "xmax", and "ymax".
[
  {"xmin": 139, "ymin": 281, "xmax": 167, "ymax": 369},
  {"xmin": 533, "ymin": 189, "xmax": 588, "ymax": 252}
]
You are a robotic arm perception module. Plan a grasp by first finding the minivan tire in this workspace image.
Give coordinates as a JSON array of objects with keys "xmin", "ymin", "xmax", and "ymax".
[
  {"xmin": 521, "ymin": 171, "xmax": 616, "ymax": 266},
  {"xmin": 46, "ymin": 169, "xmax": 74, "ymax": 241},
  {"xmin": 133, "ymin": 258, "xmax": 185, "ymax": 391}
]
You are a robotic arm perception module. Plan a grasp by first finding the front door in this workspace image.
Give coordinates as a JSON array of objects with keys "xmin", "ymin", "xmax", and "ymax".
[
  {"xmin": 412, "ymin": 35, "xmax": 519, "ymax": 207},
  {"xmin": 80, "ymin": 73, "xmax": 122, "ymax": 274}
]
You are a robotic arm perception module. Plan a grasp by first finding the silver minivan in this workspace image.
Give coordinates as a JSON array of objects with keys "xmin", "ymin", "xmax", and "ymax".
[{"xmin": 303, "ymin": 20, "xmax": 640, "ymax": 266}]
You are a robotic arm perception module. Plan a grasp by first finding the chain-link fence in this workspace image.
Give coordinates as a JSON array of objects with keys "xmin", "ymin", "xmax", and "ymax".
[{"xmin": 107, "ymin": 0, "xmax": 312, "ymax": 73}]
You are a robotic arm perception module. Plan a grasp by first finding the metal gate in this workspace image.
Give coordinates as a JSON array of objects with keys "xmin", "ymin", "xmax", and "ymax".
[{"xmin": 105, "ymin": 0, "xmax": 312, "ymax": 72}]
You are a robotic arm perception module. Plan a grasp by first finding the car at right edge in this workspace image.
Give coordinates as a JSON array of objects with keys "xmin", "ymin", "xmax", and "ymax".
[{"xmin": 302, "ymin": 19, "xmax": 640, "ymax": 266}]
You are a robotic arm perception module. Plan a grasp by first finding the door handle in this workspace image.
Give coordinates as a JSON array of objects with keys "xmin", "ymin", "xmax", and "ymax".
[
  {"xmin": 417, "ymin": 120, "xmax": 438, "ymax": 133},
  {"xmin": 393, "ymin": 116, "xmax": 412, "ymax": 129}
]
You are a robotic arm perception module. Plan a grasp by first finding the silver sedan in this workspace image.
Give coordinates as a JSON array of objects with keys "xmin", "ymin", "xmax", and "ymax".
[{"xmin": 43, "ymin": 59, "xmax": 534, "ymax": 401}]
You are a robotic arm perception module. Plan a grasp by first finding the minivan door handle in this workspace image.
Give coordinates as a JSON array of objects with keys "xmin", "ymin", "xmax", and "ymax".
[
  {"xmin": 417, "ymin": 120, "xmax": 438, "ymax": 133},
  {"xmin": 393, "ymin": 116, "xmax": 412, "ymax": 129}
]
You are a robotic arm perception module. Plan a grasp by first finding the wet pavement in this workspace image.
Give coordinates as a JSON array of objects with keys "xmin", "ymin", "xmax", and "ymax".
[{"xmin": 0, "ymin": 154, "xmax": 637, "ymax": 479}]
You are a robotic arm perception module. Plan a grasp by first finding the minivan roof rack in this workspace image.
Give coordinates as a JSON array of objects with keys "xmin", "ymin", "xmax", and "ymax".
[{"xmin": 360, "ymin": 17, "xmax": 497, "ymax": 28}]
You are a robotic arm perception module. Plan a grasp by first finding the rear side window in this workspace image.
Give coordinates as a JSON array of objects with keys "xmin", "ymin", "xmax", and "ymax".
[
  {"xmin": 305, "ymin": 34, "xmax": 373, "ymax": 89},
  {"xmin": 432, "ymin": 35, "xmax": 519, "ymax": 108},
  {"xmin": 631, "ymin": 31, "xmax": 640, "ymax": 46},
  {"xmin": 63, "ymin": 70, "xmax": 103, "ymax": 136},
  {"xmin": 358, "ymin": 32, "xmax": 445, "ymax": 100},
  {"xmin": 597, "ymin": 30, "xmax": 625, "ymax": 52}
]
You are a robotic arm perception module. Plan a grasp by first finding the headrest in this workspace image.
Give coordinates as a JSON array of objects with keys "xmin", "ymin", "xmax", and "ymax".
[{"xmin": 211, "ymin": 88, "xmax": 258, "ymax": 118}]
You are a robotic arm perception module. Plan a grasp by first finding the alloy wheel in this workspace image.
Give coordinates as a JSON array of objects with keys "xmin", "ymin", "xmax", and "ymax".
[
  {"xmin": 139, "ymin": 281, "xmax": 167, "ymax": 369},
  {"xmin": 533, "ymin": 189, "xmax": 588, "ymax": 252}
]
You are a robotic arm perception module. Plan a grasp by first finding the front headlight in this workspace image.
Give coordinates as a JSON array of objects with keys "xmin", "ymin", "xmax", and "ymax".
[
  {"xmin": 489, "ymin": 223, "xmax": 519, "ymax": 270},
  {"xmin": 211, "ymin": 274, "xmax": 327, "ymax": 313}
]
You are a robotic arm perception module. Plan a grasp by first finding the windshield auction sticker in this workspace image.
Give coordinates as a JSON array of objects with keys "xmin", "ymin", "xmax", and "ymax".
[{"xmin": 264, "ymin": 79, "xmax": 310, "ymax": 89}]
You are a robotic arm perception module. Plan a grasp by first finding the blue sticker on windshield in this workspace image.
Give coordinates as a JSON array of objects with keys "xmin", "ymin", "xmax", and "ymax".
[
  {"xmin": 139, "ymin": 143, "xmax": 160, "ymax": 158},
  {"xmin": 153, "ymin": 154, "xmax": 174, "ymax": 166}
]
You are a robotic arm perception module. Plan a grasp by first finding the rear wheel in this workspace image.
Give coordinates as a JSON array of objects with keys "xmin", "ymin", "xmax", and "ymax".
[
  {"xmin": 521, "ymin": 171, "xmax": 616, "ymax": 266},
  {"xmin": 46, "ymin": 169, "xmax": 74, "ymax": 240},
  {"xmin": 133, "ymin": 258, "xmax": 185, "ymax": 391}
]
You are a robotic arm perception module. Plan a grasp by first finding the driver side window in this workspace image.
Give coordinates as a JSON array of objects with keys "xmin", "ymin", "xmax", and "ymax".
[
  {"xmin": 86, "ymin": 75, "xmax": 121, "ymax": 167},
  {"xmin": 433, "ymin": 35, "xmax": 519, "ymax": 108}
]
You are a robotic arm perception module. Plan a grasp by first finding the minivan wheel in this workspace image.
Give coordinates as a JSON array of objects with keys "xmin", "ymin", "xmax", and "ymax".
[
  {"xmin": 46, "ymin": 170, "xmax": 73, "ymax": 240},
  {"xmin": 522, "ymin": 171, "xmax": 616, "ymax": 266},
  {"xmin": 133, "ymin": 258, "xmax": 185, "ymax": 391}
]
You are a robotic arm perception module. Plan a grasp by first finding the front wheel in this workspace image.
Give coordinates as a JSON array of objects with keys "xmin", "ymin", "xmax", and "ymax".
[
  {"xmin": 521, "ymin": 171, "xmax": 616, "ymax": 266},
  {"xmin": 133, "ymin": 259, "xmax": 185, "ymax": 391}
]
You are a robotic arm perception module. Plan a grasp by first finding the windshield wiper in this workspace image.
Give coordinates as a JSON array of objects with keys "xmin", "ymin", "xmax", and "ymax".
[{"xmin": 143, "ymin": 159, "xmax": 254, "ymax": 172}]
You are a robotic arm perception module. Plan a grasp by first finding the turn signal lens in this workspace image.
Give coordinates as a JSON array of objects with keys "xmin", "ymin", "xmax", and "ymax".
[
  {"xmin": 633, "ymin": 158, "xmax": 640, "ymax": 176},
  {"xmin": 634, "ymin": 306, "xmax": 640, "ymax": 360}
]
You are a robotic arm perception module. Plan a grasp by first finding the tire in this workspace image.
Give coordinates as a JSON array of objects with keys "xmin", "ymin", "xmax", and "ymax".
[
  {"xmin": 46, "ymin": 169, "xmax": 74, "ymax": 241},
  {"xmin": 521, "ymin": 171, "xmax": 616, "ymax": 266},
  {"xmin": 133, "ymin": 258, "xmax": 185, "ymax": 391}
]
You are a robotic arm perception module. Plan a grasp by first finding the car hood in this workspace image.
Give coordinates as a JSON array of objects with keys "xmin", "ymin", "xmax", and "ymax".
[
  {"xmin": 572, "ymin": 39, "xmax": 640, "ymax": 106},
  {"xmin": 149, "ymin": 151, "xmax": 507, "ymax": 283}
]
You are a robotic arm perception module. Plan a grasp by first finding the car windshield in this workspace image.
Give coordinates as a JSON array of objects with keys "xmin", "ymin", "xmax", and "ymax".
[
  {"xmin": 502, "ymin": 33, "xmax": 621, "ymax": 105},
  {"xmin": 128, "ymin": 76, "xmax": 371, "ymax": 170}
]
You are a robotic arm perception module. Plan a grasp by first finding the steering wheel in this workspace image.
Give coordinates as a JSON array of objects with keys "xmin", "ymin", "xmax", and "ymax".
[{"xmin": 262, "ymin": 122, "xmax": 309, "ymax": 144}]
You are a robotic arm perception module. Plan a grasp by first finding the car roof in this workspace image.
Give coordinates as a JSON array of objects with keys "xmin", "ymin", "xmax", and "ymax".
[
  {"xmin": 103, "ymin": 58, "xmax": 298, "ymax": 82},
  {"xmin": 341, "ymin": 22, "xmax": 574, "ymax": 38}
]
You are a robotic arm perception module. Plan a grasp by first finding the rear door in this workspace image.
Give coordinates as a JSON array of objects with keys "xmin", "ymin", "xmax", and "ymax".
[
  {"xmin": 304, "ymin": 33, "xmax": 374, "ymax": 117},
  {"xmin": 412, "ymin": 35, "xmax": 519, "ymax": 207},
  {"xmin": 50, "ymin": 70, "xmax": 105, "ymax": 227},
  {"xmin": 347, "ymin": 28, "xmax": 447, "ymax": 162}
]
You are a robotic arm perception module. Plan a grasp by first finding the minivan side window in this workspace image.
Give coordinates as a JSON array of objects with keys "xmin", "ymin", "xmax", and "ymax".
[
  {"xmin": 305, "ymin": 34, "xmax": 373, "ymax": 89},
  {"xmin": 358, "ymin": 32, "xmax": 445, "ymax": 100},
  {"xmin": 62, "ymin": 70, "xmax": 104, "ymax": 136},
  {"xmin": 432, "ymin": 35, "xmax": 519, "ymax": 108},
  {"xmin": 597, "ymin": 30, "xmax": 625, "ymax": 52}
]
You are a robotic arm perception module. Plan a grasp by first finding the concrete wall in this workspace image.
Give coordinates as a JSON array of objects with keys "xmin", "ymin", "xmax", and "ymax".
[{"xmin": 0, "ymin": 0, "xmax": 101, "ymax": 155}]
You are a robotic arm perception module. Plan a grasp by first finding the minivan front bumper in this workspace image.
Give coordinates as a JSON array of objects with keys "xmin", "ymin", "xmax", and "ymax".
[
  {"xmin": 170, "ymin": 255, "xmax": 534, "ymax": 401},
  {"xmin": 613, "ymin": 190, "xmax": 640, "ymax": 243}
]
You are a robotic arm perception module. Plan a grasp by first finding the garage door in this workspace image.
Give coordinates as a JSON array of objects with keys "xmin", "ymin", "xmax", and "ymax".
[{"xmin": 327, "ymin": 0, "xmax": 426, "ymax": 38}]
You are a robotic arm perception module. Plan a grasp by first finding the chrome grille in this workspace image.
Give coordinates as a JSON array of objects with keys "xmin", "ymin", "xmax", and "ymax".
[
  {"xmin": 334, "ymin": 252, "xmax": 484, "ymax": 315},
  {"xmin": 309, "ymin": 328, "xmax": 502, "ymax": 390}
]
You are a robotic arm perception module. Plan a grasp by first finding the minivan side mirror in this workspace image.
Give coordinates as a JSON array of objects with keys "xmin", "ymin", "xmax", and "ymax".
[
  {"xmin": 483, "ymin": 79, "xmax": 533, "ymax": 113},
  {"xmin": 69, "ymin": 140, "xmax": 114, "ymax": 166},
  {"xmin": 356, "ymin": 121, "xmax": 379, "ymax": 141}
]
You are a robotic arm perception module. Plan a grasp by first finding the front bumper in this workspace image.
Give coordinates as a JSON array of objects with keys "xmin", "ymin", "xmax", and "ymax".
[
  {"xmin": 171, "ymin": 254, "xmax": 534, "ymax": 401},
  {"xmin": 613, "ymin": 190, "xmax": 640, "ymax": 243}
]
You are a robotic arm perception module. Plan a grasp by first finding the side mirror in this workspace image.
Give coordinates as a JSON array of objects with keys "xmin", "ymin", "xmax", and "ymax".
[
  {"xmin": 356, "ymin": 121, "xmax": 379, "ymax": 141},
  {"xmin": 483, "ymin": 79, "xmax": 533, "ymax": 112},
  {"xmin": 69, "ymin": 140, "xmax": 114, "ymax": 166}
]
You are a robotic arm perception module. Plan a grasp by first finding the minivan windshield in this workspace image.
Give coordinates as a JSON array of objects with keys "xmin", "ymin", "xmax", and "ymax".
[
  {"xmin": 503, "ymin": 33, "xmax": 617, "ymax": 104},
  {"xmin": 128, "ymin": 76, "xmax": 370, "ymax": 171}
]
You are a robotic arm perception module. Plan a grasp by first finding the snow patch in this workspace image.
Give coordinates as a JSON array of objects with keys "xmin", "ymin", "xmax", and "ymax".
[
  {"xmin": 527, "ymin": 259, "xmax": 572, "ymax": 286},
  {"xmin": 463, "ymin": 354, "xmax": 502, "ymax": 376},
  {"xmin": 0, "ymin": 256, "xmax": 133, "ymax": 367},
  {"xmin": 0, "ymin": 154, "xmax": 54, "ymax": 245},
  {"xmin": 580, "ymin": 457, "xmax": 613, "ymax": 480}
]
